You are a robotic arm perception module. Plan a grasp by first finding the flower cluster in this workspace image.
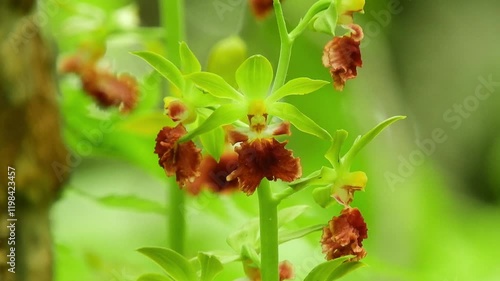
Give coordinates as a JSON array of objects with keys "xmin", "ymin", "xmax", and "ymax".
[
  {"xmin": 136, "ymin": 43, "xmax": 331, "ymax": 196},
  {"xmin": 60, "ymin": 45, "xmax": 138, "ymax": 113}
]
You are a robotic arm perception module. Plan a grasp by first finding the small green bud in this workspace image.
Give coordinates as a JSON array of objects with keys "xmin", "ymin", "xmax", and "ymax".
[{"xmin": 207, "ymin": 36, "xmax": 247, "ymax": 88}]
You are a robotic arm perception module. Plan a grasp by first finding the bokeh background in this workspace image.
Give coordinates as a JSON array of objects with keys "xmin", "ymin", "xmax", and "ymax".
[{"xmin": 20, "ymin": 0, "xmax": 500, "ymax": 280}]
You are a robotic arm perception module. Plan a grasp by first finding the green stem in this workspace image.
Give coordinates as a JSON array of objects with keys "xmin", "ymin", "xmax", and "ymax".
[
  {"xmin": 258, "ymin": 180, "xmax": 279, "ymax": 281},
  {"xmin": 161, "ymin": 0, "xmax": 185, "ymax": 67},
  {"xmin": 271, "ymin": 0, "xmax": 292, "ymax": 92},
  {"xmin": 161, "ymin": 0, "xmax": 186, "ymax": 254},
  {"xmin": 271, "ymin": 0, "xmax": 331, "ymax": 91},
  {"xmin": 167, "ymin": 178, "xmax": 186, "ymax": 254}
]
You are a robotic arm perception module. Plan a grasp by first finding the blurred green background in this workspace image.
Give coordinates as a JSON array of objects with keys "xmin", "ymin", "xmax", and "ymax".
[{"xmin": 44, "ymin": 0, "xmax": 500, "ymax": 280}]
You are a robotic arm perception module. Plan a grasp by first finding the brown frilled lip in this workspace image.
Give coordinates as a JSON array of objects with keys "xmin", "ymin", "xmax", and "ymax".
[
  {"xmin": 81, "ymin": 70, "xmax": 138, "ymax": 113},
  {"xmin": 225, "ymin": 121, "xmax": 291, "ymax": 145},
  {"xmin": 154, "ymin": 124, "xmax": 202, "ymax": 187},
  {"xmin": 227, "ymin": 137, "xmax": 301, "ymax": 195},
  {"xmin": 322, "ymin": 25, "xmax": 364, "ymax": 91},
  {"xmin": 321, "ymin": 207, "xmax": 368, "ymax": 262},
  {"xmin": 186, "ymin": 149, "xmax": 240, "ymax": 195}
]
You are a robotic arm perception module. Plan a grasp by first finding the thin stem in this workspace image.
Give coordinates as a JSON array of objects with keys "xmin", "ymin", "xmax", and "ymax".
[
  {"xmin": 289, "ymin": 0, "xmax": 330, "ymax": 40},
  {"xmin": 167, "ymin": 178, "xmax": 186, "ymax": 254},
  {"xmin": 258, "ymin": 180, "xmax": 279, "ymax": 281},
  {"xmin": 161, "ymin": 0, "xmax": 185, "ymax": 67},
  {"xmin": 271, "ymin": 0, "xmax": 292, "ymax": 92},
  {"xmin": 271, "ymin": 0, "xmax": 331, "ymax": 91},
  {"xmin": 161, "ymin": 0, "xmax": 186, "ymax": 255}
]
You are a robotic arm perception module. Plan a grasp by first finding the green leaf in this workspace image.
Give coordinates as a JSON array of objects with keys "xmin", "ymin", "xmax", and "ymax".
[
  {"xmin": 227, "ymin": 219, "xmax": 260, "ymax": 252},
  {"xmin": 137, "ymin": 273, "xmax": 172, "ymax": 281},
  {"xmin": 179, "ymin": 42, "xmax": 201, "ymax": 74},
  {"xmin": 180, "ymin": 104, "xmax": 245, "ymax": 142},
  {"xmin": 186, "ymin": 72, "xmax": 244, "ymax": 101},
  {"xmin": 325, "ymin": 130, "xmax": 348, "ymax": 169},
  {"xmin": 269, "ymin": 102, "xmax": 331, "ymax": 140},
  {"xmin": 198, "ymin": 253, "xmax": 224, "ymax": 281},
  {"xmin": 198, "ymin": 126, "xmax": 225, "ymax": 161},
  {"xmin": 137, "ymin": 247, "xmax": 197, "ymax": 281},
  {"xmin": 267, "ymin": 78, "xmax": 329, "ymax": 104},
  {"xmin": 278, "ymin": 224, "xmax": 325, "ymax": 245},
  {"xmin": 132, "ymin": 51, "xmax": 184, "ymax": 91},
  {"xmin": 304, "ymin": 256, "xmax": 353, "ymax": 281},
  {"xmin": 342, "ymin": 116, "xmax": 406, "ymax": 168},
  {"xmin": 312, "ymin": 1, "xmax": 338, "ymax": 35},
  {"xmin": 327, "ymin": 261, "xmax": 366, "ymax": 280},
  {"xmin": 312, "ymin": 186, "xmax": 336, "ymax": 208},
  {"xmin": 236, "ymin": 55, "xmax": 273, "ymax": 99},
  {"xmin": 71, "ymin": 189, "xmax": 166, "ymax": 215},
  {"xmin": 277, "ymin": 205, "xmax": 309, "ymax": 228}
]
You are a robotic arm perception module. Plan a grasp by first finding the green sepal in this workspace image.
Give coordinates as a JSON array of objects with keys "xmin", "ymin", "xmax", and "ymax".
[
  {"xmin": 179, "ymin": 42, "xmax": 201, "ymax": 74},
  {"xmin": 312, "ymin": 186, "xmax": 336, "ymax": 208},
  {"xmin": 342, "ymin": 116, "xmax": 406, "ymax": 168},
  {"xmin": 137, "ymin": 247, "xmax": 197, "ymax": 281},
  {"xmin": 179, "ymin": 104, "xmax": 245, "ymax": 142},
  {"xmin": 132, "ymin": 51, "xmax": 185, "ymax": 91},
  {"xmin": 325, "ymin": 130, "xmax": 348, "ymax": 169},
  {"xmin": 312, "ymin": 1, "xmax": 338, "ymax": 36},
  {"xmin": 266, "ymin": 77, "xmax": 329, "ymax": 104},
  {"xmin": 268, "ymin": 102, "xmax": 331, "ymax": 140},
  {"xmin": 198, "ymin": 125, "xmax": 225, "ymax": 162},
  {"xmin": 241, "ymin": 244, "xmax": 261, "ymax": 268},
  {"xmin": 186, "ymin": 72, "xmax": 244, "ymax": 101},
  {"xmin": 198, "ymin": 252, "xmax": 224, "ymax": 281},
  {"xmin": 236, "ymin": 55, "xmax": 273, "ymax": 99}
]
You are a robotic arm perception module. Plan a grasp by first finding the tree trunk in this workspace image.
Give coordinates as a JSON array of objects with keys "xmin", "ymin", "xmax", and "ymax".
[{"xmin": 0, "ymin": 1, "xmax": 68, "ymax": 280}]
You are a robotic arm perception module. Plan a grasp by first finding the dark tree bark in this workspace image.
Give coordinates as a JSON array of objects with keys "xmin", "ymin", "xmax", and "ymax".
[{"xmin": 0, "ymin": 1, "xmax": 68, "ymax": 280}]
